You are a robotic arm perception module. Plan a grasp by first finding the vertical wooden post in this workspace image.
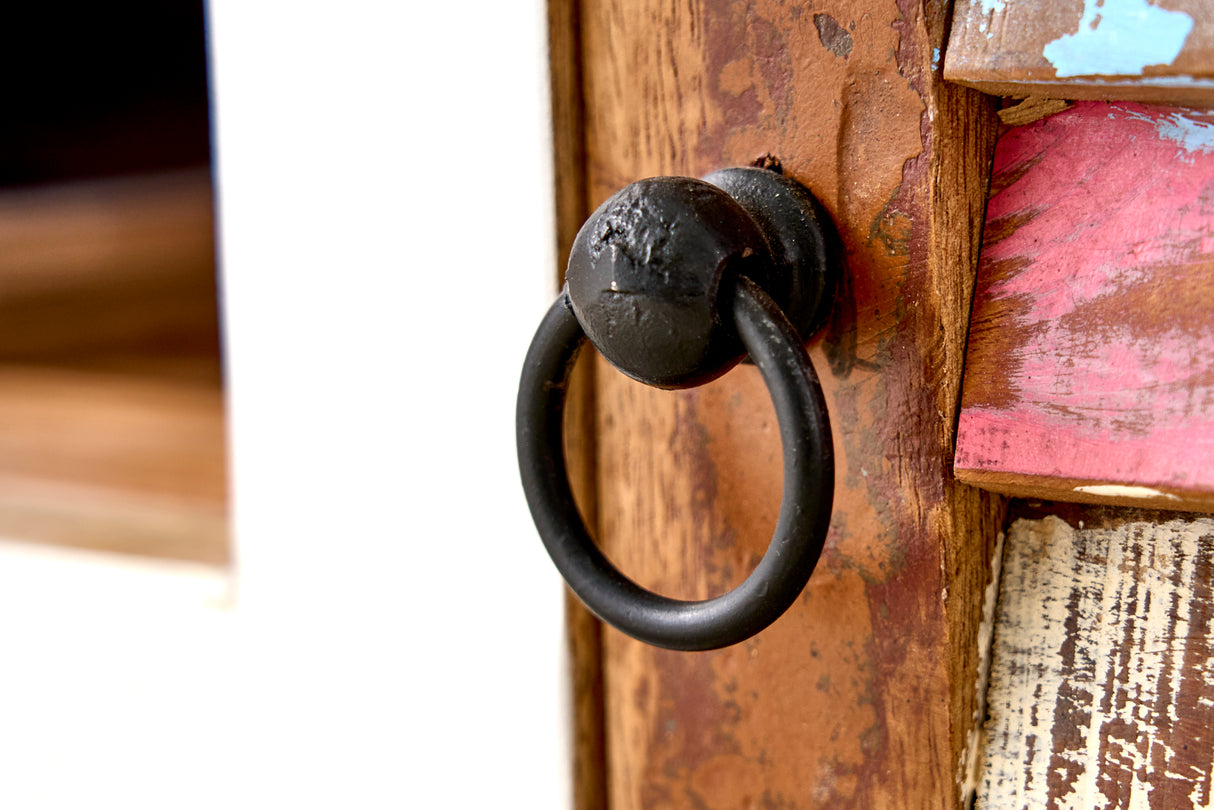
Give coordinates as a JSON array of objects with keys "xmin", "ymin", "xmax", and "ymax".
[
  {"xmin": 566, "ymin": 1, "xmax": 1005, "ymax": 806},
  {"xmin": 549, "ymin": 2, "xmax": 608, "ymax": 808}
]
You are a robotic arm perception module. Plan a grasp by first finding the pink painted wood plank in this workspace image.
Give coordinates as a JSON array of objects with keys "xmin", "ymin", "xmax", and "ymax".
[{"xmin": 954, "ymin": 101, "xmax": 1214, "ymax": 510}]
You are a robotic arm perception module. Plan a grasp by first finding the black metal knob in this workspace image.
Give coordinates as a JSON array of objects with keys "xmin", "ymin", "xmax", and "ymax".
[
  {"xmin": 517, "ymin": 166, "xmax": 838, "ymax": 651},
  {"xmin": 566, "ymin": 176, "xmax": 773, "ymax": 388},
  {"xmin": 566, "ymin": 168, "xmax": 838, "ymax": 387}
]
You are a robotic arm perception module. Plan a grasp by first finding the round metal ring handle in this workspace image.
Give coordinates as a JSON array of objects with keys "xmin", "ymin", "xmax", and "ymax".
[
  {"xmin": 517, "ymin": 167, "xmax": 838, "ymax": 651},
  {"xmin": 517, "ymin": 274, "xmax": 834, "ymax": 651}
]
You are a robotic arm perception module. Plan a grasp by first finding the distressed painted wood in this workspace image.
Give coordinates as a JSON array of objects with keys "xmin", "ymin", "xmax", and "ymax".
[
  {"xmin": 954, "ymin": 101, "xmax": 1214, "ymax": 512},
  {"xmin": 979, "ymin": 507, "xmax": 1214, "ymax": 810},
  {"xmin": 568, "ymin": 1, "xmax": 1005, "ymax": 806},
  {"xmin": 944, "ymin": 0, "xmax": 1214, "ymax": 104}
]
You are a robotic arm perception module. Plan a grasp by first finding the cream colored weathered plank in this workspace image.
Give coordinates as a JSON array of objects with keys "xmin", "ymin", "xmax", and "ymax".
[{"xmin": 980, "ymin": 511, "xmax": 1214, "ymax": 809}]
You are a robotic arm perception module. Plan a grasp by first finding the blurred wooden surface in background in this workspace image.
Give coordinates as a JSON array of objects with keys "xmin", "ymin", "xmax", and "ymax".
[{"xmin": 0, "ymin": 170, "xmax": 227, "ymax": 564}]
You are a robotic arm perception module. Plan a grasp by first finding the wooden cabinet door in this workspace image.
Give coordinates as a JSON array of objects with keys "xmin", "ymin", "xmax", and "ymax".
[{"xmin": 551, "ymin": 2, "xmax": 1004, "ymax": 808}]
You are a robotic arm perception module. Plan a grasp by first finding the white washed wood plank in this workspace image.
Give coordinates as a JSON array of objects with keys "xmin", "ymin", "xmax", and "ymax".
[{"xmin": 980, "ymin": 514, "xmax": 1214, "ymax": 809}]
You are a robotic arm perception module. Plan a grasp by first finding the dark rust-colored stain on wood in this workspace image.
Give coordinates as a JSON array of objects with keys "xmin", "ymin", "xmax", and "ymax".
[{"xmin": 577, "ymin": 0, "xmax": 1001, "ymax": 807}]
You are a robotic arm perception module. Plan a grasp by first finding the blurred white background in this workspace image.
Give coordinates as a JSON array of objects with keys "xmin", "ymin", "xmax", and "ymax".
[{"xmin": 0, "ymin": 1, "xmax": 568, "ymax": 806}]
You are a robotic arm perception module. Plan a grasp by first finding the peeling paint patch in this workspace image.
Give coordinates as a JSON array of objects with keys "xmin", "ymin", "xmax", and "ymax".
[
  {"xmin": 1074, "ymin": 484, "xmax": 1181, "ymax": 501},
  {"xmin": 977, "ymin": 0, "xmax": 1007, "ymax": 35},
  {"xmin": 1154, "ymin": 111, "xmax": 1214, "ymax": 156},
  {"xmin": 1043, "ymin": 0, "xmax": 1194, "ymax": 78},
  {"xmin": 813, "ymin": 13, "xmax": 853, "ymax": 60}
]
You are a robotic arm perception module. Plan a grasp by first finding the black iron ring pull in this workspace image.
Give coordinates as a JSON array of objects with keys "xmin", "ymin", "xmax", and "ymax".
[{"xmin": 517, "ymin": 167, "xmax": 838, "ymax": 651}]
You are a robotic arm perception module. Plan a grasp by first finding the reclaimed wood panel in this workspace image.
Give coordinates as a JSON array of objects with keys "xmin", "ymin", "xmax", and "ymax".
[
  {"xmin": 574, "ymin": 0, "xmax": 1004, "ymax": 806},
  {"xmin": 944, "ymin": 0, "xmax": 1214, "ymax": 105},
  {"xmin": 979, "ymin": 507, "xmax": 1214, "ymax": 809},
  {"xmin": 954, "ymin": 101, "xmax": 1214, "ymax": 512}
]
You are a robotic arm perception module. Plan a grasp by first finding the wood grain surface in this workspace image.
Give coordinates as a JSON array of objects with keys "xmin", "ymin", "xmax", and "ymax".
[
  {"xmin": 954, "ymin": 101, "xmax": 1214, "ymax": 512},
  {"xmin": 563, "ymin": 1, "xmax": 1004, "ymax": 806},
  {"xmin": 944, "ymin": 0, "xmax": 1214, "ymax": 104},
  {"xmin": 978, "ymin": 506, "xmax": 1214, "ymax": 809}
]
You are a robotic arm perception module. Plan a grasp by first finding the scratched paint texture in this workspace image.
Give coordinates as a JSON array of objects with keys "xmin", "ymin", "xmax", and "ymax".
[
  {"xmin": 979, "ymin": 510, "xmax": 1214, "ymax": 810},
  {"xmin": 954, "ymin": 101, "xmax": 1214, "ymax": 509},
  {"xmin": 944, "ymin": 0, "xmax": 1214, "ymax": 103},
  {"xmin": 576, "ymin": 0, "xmax": 1002, "ymax": 806}
]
